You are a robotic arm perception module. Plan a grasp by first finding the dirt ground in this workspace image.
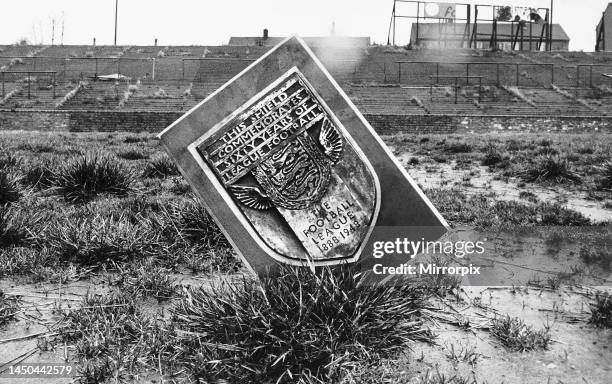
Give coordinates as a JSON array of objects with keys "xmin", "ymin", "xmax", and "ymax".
[{"xmin": 0, "ymin": 130, "xmax": 610, "ymax": 383}]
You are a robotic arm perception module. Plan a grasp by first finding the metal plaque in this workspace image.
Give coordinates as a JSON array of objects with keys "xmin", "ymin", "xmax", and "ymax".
[
  {"xmin": 193, "ymin": 68, "xmax": 378, "ymax": 264},
  {"xmin": 158, "ymin": 36, "xmax": 448, "ymax": 275}
]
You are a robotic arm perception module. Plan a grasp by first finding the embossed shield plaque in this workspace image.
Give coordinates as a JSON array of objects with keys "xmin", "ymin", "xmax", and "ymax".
[{"xmin": 158, "ymin": 36, "xmax": 448, "ymax": 275}]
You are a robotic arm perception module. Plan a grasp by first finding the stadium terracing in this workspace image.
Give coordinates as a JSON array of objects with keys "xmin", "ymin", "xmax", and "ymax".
[{"xmin": 1, "ymin": 43, "xmax": 612, "ymax": 133}]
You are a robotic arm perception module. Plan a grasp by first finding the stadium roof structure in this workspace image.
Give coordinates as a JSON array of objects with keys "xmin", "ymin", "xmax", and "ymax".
[
  {"xmin": 411, "ymin": 23, "xmax": 570, "ymax": 44},
  {"xmin": 228, "ymin": 36, "xmax": 371, "ymax": 48}
]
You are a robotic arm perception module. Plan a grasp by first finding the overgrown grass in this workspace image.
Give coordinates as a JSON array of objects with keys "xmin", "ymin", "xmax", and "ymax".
[
  {"xmin": 490, "ymin": 316, "xmax": 551, "ymax": 352},
  {"xmin": 589, "ymin": 293, "xmax": 612, "ymax": 328},
  {"xmin": 0, "ymin": 206, "xmax": 34, "ymax": 247},
  {"xmin": 40, "ymin": 214, "xmax": 157, "ymax": 265},
  {"xmin": 169, "ymin": 266, "xmax": 434, "ymax": 383},
  {"xmin": 0, "ymin": 169, "xmax": 21, "ymax": 205},
  {"xmin": 520, "ymin": 155, "xmax": 582, "ymax": 184},
  {"xmin": 59, "ymin": 291, "xmax": 168, "ymax": 383},
  {"xmin": 51, "ymin": 152, "xmax": 134, "ymax": 202},
  {"xmin": 115, "ymin": 259, "xmax": 178, "ymax": 300},
  {"xmin": 143, "ymin": 154, "xmax": 180, "ymax": 178},
  {"xmin": 21, "ymin": 158, "xmax": 56, "ymax": 189},
  {"xmin": 117, "ymin": 148, "xmax": 149, "ymax": 161}
]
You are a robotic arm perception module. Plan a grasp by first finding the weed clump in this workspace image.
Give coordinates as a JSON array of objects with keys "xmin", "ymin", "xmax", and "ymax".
[
  {"xmin": 481, "ymin": 146, "xmax": 504, "ymax": 167},
  {"xmin": 170, "ymin": 266, "xmax": 433, "ymax": 383},
  {"xmin": 120, "ymin": 260, "xmax": 177, "ymax": 300},
  {"xmin": 0, "ymin": 291, "xmax": 20, "ymax": 327},
  {"xmin": 143, "ymin": 154, "xmax": 180, "ymax": 178},
  {"xmin": 490, "ymin": 316, "xmax": 550, "ymax": 352},
  {"xmin": 123, "ymin": 135, "xmax": 147, "ymax": 144},
  {"xmin": 589, "ymin": 293, "xmax": 612, "ymax": 328},
  {"xmin": 51, "ymin": 152, "xmax": 134, "ymax": 202},
  {"xmin": 445, "ymin": 142, "xmax": 472, "ymax": 154},
  {"xmin": 520, "ymin": 155, "xmax": 582, "ymax": 184},
  {"xmin": 580, "ymin": 246, "xmax": 611, "ymax": 270}
]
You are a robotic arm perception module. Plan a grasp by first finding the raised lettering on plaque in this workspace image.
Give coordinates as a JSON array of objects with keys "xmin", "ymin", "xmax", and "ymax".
[{"xmin": 194, "ymin": 68, "xmax": 379, "ymax": 264}]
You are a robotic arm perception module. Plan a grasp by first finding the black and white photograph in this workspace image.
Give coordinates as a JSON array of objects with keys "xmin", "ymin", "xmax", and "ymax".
[{"xmin": 0, "ymin": 1, "xmax": 610, "ymax": 383}]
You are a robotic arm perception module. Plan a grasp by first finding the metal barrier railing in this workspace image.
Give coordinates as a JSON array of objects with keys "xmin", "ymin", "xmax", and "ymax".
[
  {"xmin": 0, "ymin": 70, "xmax": 57, "ymax": 99},
  {"xmin": 397, "ymin": 61, "xmax": 554, "ymax": 87},
  {"xmin": 429, "ymin": 75, "xmax": 483, "ymax": 104}
]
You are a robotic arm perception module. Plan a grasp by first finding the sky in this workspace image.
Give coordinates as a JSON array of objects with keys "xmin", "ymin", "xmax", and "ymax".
[{"xmin": 0, "ymin": 0, "xmax": 608, "ymax": 51}]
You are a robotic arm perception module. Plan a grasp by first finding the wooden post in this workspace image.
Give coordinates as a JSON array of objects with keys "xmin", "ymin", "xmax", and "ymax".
[
  {"xmin": 52, "ymin": 72, "xmax": 56, "ymax": 98},
  {"xmin": 27, "ymin": 72, "xmax": 31, "ymax": 99}
]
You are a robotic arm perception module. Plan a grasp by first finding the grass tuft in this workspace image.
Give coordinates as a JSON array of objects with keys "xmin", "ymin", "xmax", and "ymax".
[
  {"xmin": 597, "ymin": 161, "xmax": 612, "ymax": 190},
  {"xmin": 520, "ymin": 155, "xmax": 582, "ymax": 184},
  {"xmin": 481, "ymin": 146, "xmax": 504, "ymax": 167},
  {"xmin": 0, "ymin": 291, "xmax": 21, "ymax": 327},
  {"xmin": 445, "ymin": 142, "xmax": 472, "ymax": 154},
  {"xmin": 170, "ymin": 266, "xmax": 433, "ymax": 383},
  {"xmin": 490, "ymin": 316, "xmax": 550, "ymax": 352},
  {"xmin": 417, "ymin": 370, "xmax": 479, "ymax": 384},
  {"xmin": 117, "ymin": 148, "xmax": 149, "ymax": 161},
  {"xmin": 41, "ymin": 214, "xmax": 155, "ymax": 265},
  {"xmin": 0, "ymin": 206, "xmax": 34, "ymax": 247},
  {"xmin": 589, "ymin": 293, "xmax": 612, "ymax": 328},
  {"xmin": 143, "ymin": 154, "xmax": 180, "ymax": 178},
  {"xmin": 59, "ymin": 291, "xmax": 169, "ymax": 383},
  {"xmin": 0, "ymin": 169, "xmax": 21, "ymax": 205},
  {"xmin": 120, "ymin": 259, "xmax": 178, "ymax": 300},
  {"xmin": 0, "ymin": 152, "xmax": 20, "ymax": 169},
  {"xmin": 21, "ymin": 158, "xmax": 56, "ymax": 189},
  {"xmin": 51, "ymin": 152, "xmax": 134, "ymax": 202}
]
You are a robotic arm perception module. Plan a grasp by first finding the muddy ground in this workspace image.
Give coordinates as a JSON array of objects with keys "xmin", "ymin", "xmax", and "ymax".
[{"xmin": 0, "ymin": 130, "xmax": 610, "ymax": 383}]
